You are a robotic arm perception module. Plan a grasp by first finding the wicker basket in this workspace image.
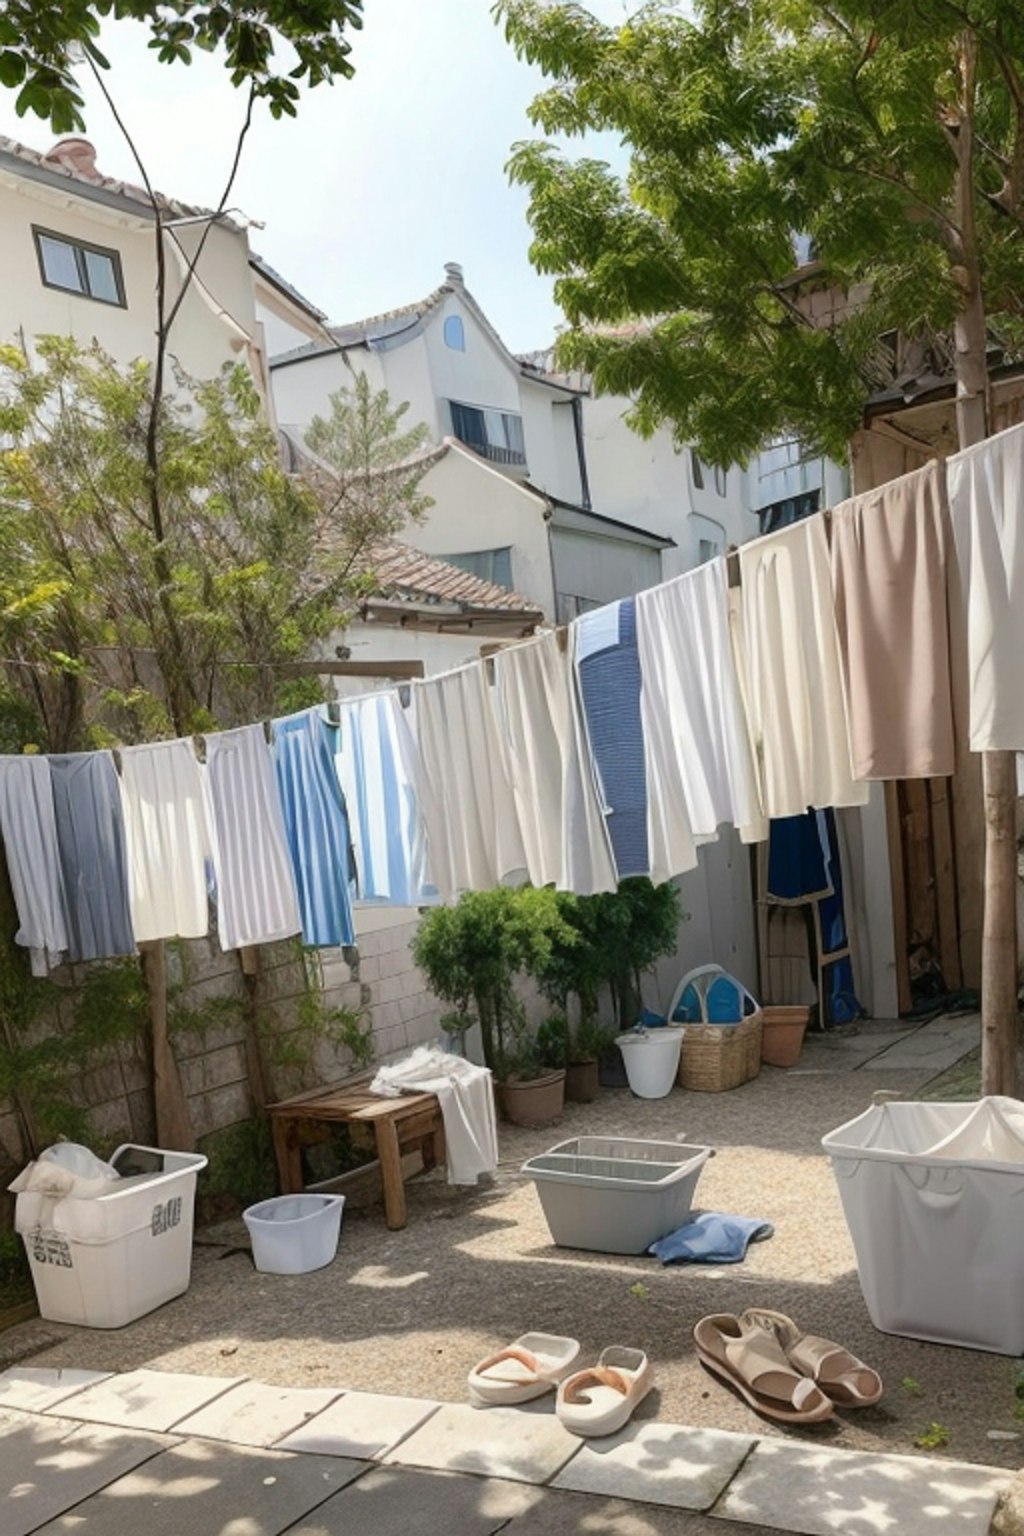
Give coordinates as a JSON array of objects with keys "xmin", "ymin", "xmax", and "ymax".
[{"xmin": 678, "ymin": 1012, "xmax": 763, "ymax": 1093}]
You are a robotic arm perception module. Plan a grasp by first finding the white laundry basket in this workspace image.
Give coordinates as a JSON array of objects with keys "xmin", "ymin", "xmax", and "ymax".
[
  {"xmin": 243, "ymin": 1193, "xmax": 345, "ymax": 1274},
  {"xmin": 14, "ymin": 1143, "xmax": 207, "ymax": 1329},
  {"xmin": 823, "ymin": 1097, "xmax": 1024, "ymax": 1354},
  {"xmin": 616, "ymin": 1027, "xmax": 685, "ymax": 1098}
]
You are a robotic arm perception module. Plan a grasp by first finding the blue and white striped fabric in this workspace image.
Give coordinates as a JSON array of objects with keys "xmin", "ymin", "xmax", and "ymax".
[
  {"xmin": 573, "ymin": 598, "xmax": 649, "ymax": 879},
  {"xmin": 273, "ymin": 710, "xmax": 355, "ymax": 948}
]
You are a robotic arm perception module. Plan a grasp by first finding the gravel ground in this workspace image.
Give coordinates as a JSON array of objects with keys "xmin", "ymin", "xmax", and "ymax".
[{"xmin": 6, "ymin": 1042, "xmax": 1022, "ymax": 1472}]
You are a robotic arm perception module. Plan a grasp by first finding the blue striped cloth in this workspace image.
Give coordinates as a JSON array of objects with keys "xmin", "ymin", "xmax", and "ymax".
[
  {"xmin": 273, "ymin": 711, "xmax": 355, "ymax": 948},
  {"xmin": 575, "ymin": 598, "xmax": 649, "ymax": 879}
]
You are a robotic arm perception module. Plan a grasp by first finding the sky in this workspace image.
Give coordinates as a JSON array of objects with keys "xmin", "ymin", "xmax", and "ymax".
[{"xmin": 0, "ymin": 0, "xmax": 632, "ymax": 353}]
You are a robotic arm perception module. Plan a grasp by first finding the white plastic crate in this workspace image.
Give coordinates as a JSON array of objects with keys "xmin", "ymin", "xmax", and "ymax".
[
  {"xmin": 823, "ymin": 1097, "xmax": 1024, "ymax": 1354},
  {"xmin": 15, "ymin": 1143, "xmax": 207, "ymax": 1329},
  {"xmin": 522, "ymin": 1135, "xmax": 712, "ymax": 1255}
]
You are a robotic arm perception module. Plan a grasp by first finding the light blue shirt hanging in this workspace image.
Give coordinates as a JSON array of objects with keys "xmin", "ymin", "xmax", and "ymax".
[
  {"xmin": 272, "ymin": 710, "xmax": 355, "ymax": 948},
  {"xmin": 574, "ymin": 598, "xmax": 649, "ymax": 879}
]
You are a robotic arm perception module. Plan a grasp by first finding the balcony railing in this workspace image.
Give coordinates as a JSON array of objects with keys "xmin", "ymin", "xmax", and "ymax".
[{"xmin": 456, "ymin": 436, "xmax": 527, "ymax": 467}]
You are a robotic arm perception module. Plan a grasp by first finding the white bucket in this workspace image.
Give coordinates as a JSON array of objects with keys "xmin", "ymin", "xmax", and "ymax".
[
  {"xmin": 616, "ymin": 1027, "xmax": 685, "ymax": 1099},
  {"xmin": 243, "ymin": 1193, "xmax": 345, "ymax": 1275}
]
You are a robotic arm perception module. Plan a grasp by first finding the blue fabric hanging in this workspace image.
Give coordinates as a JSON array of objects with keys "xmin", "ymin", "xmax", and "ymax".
[
  {"xmin": 273, "ymin": 711, "xmax": 355, "ymax": 948},
  {"xmin": 49, "ymin": 752, "xmax": 135, "ymax": 962},
  {"xmin": 766, "ymin": 809, "xmax": 862, "ymax": 1027},
  {"xmin": 574, "ymin": 598, "xmax": 648, "ymax": 879}
]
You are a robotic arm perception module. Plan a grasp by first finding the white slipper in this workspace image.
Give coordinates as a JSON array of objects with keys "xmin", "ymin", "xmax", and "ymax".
[
  {"xmin": 556, "ymin": 1346, "xmax": 654, "ymax": 1437},
  {"xmin": 468, "ymin": 1332, "xmax": 581, "ymax": 1407}
]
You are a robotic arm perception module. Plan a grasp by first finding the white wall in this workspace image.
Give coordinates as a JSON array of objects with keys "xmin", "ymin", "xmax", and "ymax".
[
  {"xmin": 0, "ymin": 173, "xmax": 255, "ymax": 388},
  {"xmin": 424, "ymin": 290, "xmax": 522, "ymax": 419},
  {"xmin": 327, "ymin": 618, "xmax": 489, "ymax": 687},
  {"xmin": 581, "ymin": 394, "xmax": 752, "ymax": 576},
  {"xmin": 519, "ymin": 376, "xmax": 584, "ymax": 505},
  {"xmin": 412, "ymin": 444, "xmax": 556, "ymax": 616}
]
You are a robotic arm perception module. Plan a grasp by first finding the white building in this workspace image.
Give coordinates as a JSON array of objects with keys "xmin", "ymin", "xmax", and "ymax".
[
  {"xmin": 270, "ymin": 263, "xmax": 675, "ymax": 623},
  {"xmin": 0, "ymin": 134, "xmax": 327, "ymax": 416}
]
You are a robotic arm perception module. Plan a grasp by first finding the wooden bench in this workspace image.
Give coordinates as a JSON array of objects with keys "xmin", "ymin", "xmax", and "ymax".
[{"xmin": 267, "ymin": 1077, "xmax": 446, "ymax": 1231}]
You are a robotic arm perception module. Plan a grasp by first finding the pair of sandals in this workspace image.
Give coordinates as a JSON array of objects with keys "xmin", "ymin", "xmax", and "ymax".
[
  {"xmin": 694, "ymin": 1310, "xmax": 883, "ymax": 1425},
  {"xmin": 468, "ymin": 1332, "xmax": 653, "ymax": 1437}
]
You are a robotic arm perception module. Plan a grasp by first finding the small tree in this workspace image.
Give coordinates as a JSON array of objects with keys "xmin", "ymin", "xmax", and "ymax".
[{"xmin": 412, "ymin": 888, "xmax": 577, "ymax": 1079}]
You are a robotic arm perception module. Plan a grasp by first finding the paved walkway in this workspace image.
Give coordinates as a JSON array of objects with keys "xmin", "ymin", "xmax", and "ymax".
[{"xmin": 0, "ymin": 1363, "xmax": 1011, "ymax": 1536}]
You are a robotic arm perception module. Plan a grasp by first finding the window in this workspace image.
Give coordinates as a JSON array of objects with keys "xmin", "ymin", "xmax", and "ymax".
[
  {"xmin": 690, "ymin": 448, "xmax": 705, "ymax": 489},
  {"xmin": 557, "ymin": 592, "xmax": 601, "ymax": 623},
  {"xmin": 448, "ymin": 401, "xmax": 527, "ymax": 466},
  {"xmin": 698, "ymin": 538, "xmax": 719, "ymax": 565},
  {"xmin": 713, "ymin": 465, "xmax": 728, "ymax": 496},
  {"xmin": 446, "ymin": 547, "xmax": 513, "ymax": 589},
  {"xmin": 32, "ymin": 227, "xmax": 125, "ymax": 306},
  {"xmin": 443, "ymin": 314, "xmax": 465, "ymax": 351},
  {"xmin": 758, "ymin": 488, "xmax": 821, "ymax": 536}
]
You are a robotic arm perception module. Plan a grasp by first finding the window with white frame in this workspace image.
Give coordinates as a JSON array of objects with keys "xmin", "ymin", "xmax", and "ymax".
[
  {"xmin": 448, "ymin": 401, "xmax": 527, "ymax": 466},
  {"xmin": 33, "ymin": 227, "xmax": 125, "ymax": 306}
]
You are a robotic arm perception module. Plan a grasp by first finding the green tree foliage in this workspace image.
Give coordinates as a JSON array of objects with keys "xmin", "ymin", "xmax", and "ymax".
[
  {"xmin": 0, "ymin": 0, "xmax": 364, "ymax": 134},
  {"xmin": 304, "ymin": 371, "xmax": 434, "ymax": 550},
  {"xmin": 498, "ymin": 0, "xmax": 1024, "ymax": 463},
  {"xmin": 0, "ymin": 339, "xmax": 404, "ymax": 749},
  {"xmin": 412, "ymin": 887, "xmax": 577, "ymax": 1078}
]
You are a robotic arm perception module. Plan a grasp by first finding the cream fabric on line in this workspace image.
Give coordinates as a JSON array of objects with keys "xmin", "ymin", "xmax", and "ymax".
[
  {"xmin": 491, "ymin": 631, "xmax": 617, "ymax": 895},
  {"xmin": 946, "ymin": 421, "xmax": 1024, "ymax": 751},
  {"xmin": 413, "ymin": 664, "xmax": 528, "ymax": 896},
  {"xmin": 637, "ymin": 558, "xmax": 766, "ymax": 884},
  {"xmin": 737, "ymin": 515, "xmax": 869, "ymax": 818},
  {"xmin": 119, "ymin": 738, "xmax": 213, "ymax": 942},
  {"xmin": 830, "ymin": 461, "xmax": 958, "ymax": 780},
  {"xmin": 205, "ymin": 724, "xmax": 301, "ymax": 950},
  {"xmin": 0, "ymin": 754, "xmax": 69, "ymax": 974}
]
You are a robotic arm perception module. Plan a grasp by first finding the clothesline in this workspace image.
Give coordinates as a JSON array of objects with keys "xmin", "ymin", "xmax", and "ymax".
[{"xmin": 0, "ymin": 420, "xmax": 1020, "ymax": 977}]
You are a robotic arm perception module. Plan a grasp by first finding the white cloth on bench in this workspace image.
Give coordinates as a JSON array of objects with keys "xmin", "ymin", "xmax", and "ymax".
[{"xmin": 371, "ymin": 1047, "xmax": 498, "ymax": 1186}]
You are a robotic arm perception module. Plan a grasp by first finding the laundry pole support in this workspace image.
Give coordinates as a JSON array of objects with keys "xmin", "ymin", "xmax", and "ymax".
[{"xmin": 140, "ymin": 939, "xmax": 195, "ymax": 1151}]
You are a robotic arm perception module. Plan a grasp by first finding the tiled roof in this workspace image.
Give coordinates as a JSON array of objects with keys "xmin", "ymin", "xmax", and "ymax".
[
  {"xmin": 249, "ymin": 253, "xmax": 327, "ymax": 322},
  {"xmin": 366, "ymin": 538, "xmax": 542, "ymax": 616},
  {"xmin": 0, "ymin": 134, "xmax": 228, "ymax": 225}
]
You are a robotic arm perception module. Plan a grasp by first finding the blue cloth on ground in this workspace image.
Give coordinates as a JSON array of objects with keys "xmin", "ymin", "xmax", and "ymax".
[
  {"xmin": 273, "ymin": 710, "xmax": 355, "ymax": 948},
  {"xmin": 574, "ymin": 598, "xmax": 649, "ymax": 879},
  {"xmin": 648, "ymin": 1212, "xmax": 775, "ymax": 1265}
]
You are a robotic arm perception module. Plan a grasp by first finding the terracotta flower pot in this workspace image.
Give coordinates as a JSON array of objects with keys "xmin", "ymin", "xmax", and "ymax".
[
  {"xmin": 760, "ymin": 1006, "xmax": 811, "ymax": 1068},
  {"xmin": 565, "ymin": 1059, "xmax": 599, "ymax": 1103},
  {"xmin": 498, "ymin": 1069, "xmax": 566, "ymax": 1127}
]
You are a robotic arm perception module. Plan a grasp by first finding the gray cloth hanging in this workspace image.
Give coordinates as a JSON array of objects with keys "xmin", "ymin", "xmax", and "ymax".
[{"xmin": 49, "ymin": 752, "xmax": 135, "ymax": 962}]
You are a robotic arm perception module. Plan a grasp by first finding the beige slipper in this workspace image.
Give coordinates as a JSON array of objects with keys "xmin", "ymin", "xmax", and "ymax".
[
  {"xmin": 556, "ymin": 1346, "xmax": 654, "ymax": 1437},
  {"xmin": 693, "ymin": 1313, "xmax": 834, "ymax": 1424},
  {"xmin": 741, "ymin": 1309, "xmax": 883, "ymax": 1407},
  {"xmin": 468, "ymin": 1332, "xmax": 580, "ymax": 1407}
]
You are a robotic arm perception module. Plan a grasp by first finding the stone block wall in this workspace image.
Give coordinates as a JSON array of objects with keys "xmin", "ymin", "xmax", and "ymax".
[{"xmin": 0, "ymin": 905, "xmax": 444, "ymax": 1178}]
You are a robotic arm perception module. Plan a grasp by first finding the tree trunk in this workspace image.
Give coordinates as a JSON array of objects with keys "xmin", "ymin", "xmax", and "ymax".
[
  {"xmin": 139, "ymin": 940, "xmax": 194, "ymax": 1150},
  {"xmin": 952, "ymin": 31, "xmax": 1019, "ymax": 1095}
]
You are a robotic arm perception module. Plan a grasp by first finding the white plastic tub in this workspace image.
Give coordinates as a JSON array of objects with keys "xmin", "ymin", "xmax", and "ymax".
[
  {"xmin": 523, "ymin": 1135, "xmax": 712, "ymax": 1254},
  {"xmin": 823, "ymin": 1097, "xmax": 1024, "ymax": 1354},
  {"xmin": 243, "ymin": 1193, "xmax": 345, "ymax": 1274},
  {"xmin": 617, "ymin": 1027, "xmax": 684, "ymax": 1098},
  {"xmin": 14, "ymin": 1143, "xmax": 207, "ymax": 1329}
]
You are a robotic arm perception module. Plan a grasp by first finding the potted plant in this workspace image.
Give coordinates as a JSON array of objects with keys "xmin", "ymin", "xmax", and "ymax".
[
  {"xmin": 412, "ymin": 887, "xmax": 573, "ymax": 1127},
  {"xmin": 536, "ymin": 1013, "xmax": 612, "ymax": 1103}
]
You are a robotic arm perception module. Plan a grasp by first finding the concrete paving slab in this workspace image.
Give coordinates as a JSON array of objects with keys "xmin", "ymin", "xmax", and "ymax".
[
  {"xmin": 553, "ymin": 1422, "xmax": 756, "ymax": 1510},
  {"xmin": 30, "ymin": 1437, "xmax": 365, "ymax": 1536},
  {"xmin": 383, "ymin": 1402, "xmax": 581, "ymax": 1484},
  {"xmin": 284, "ymin": 1466, "xmax": 540, "ymax": 1535},
  {"xmin": 871, "ymin": 1017, "xmax": 980, "ymax": 1072},
  {"xmin": 276, "ymin": 1390, "xmax": 438, "ymax": 1458},
  {"xmin": 714, "ymin": 1438, "xmax": 1012, "ymax": 1535},
  {"xmin": 50, "ymin": 1368, "xmax": 244, "ymax": 1432},
  {"xmin": 173, "ymin": 1381, "xmax": 342, "ymax": 1447},
  {"xmin": 0, "ymin": 1367, "xmax": 112, "ymax": 1413},
  {"xmin": 0, "ymin": 1407, "xmax": 170, "ymax": 1536},
  {"xmin": 504, "ymin": 1485, "xmax": 785, "ymax": 1535}
]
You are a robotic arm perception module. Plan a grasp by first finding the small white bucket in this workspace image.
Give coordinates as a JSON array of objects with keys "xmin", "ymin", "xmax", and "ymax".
[
  {"xmin": 616, "ymin": 1027, "xmax": 685, "ymax": 1099},
  {"xmin": 243, "ymin": 1193, "xmax": 345, "ymax": 1275}
]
